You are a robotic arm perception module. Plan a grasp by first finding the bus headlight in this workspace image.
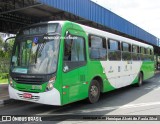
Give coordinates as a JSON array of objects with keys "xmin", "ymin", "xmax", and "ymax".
[
  {"xmin": 46, "ymin": 82, "xmax": 54, "ymax": 91},
  {"xmin": 46, "ymin": 77, "xmax": 56, "ymax": 91}
]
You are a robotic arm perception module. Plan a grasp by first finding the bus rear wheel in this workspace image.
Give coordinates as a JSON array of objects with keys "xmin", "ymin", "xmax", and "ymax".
[
  {"xmin": 88, "ymin": 80, "xmax": 100, "ymax": 104},
  {"xmin": 136, "ymin": 72, "xmax": 143, "ymax": 87}
]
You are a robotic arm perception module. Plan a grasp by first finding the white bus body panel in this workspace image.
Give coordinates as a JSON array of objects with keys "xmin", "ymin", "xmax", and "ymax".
[{"xmin": 9, "ymin": 85, "xmax": 61, "ymax": 106}]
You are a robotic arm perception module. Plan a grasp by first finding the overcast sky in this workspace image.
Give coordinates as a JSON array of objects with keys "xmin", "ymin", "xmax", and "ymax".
[{"xmin": 91, "ymin": 0, "xmax": 160, "ymax": 38}]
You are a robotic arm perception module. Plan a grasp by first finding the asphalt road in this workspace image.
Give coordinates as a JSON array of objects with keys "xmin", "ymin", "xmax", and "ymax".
[{"xmin": 0, "ymin": 73, "xmax": 160, "ymax": 123}]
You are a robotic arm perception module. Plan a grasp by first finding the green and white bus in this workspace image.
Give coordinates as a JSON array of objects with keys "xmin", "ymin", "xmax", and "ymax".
[{"xmin": 8, "ymin": 21, "xmax": 155, "ymax": 105}]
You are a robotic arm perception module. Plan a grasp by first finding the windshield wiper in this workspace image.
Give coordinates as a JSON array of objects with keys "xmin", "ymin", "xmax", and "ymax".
[{"xmin": 35, "ymin": 42, "xmax": 46, "ymax": 63}]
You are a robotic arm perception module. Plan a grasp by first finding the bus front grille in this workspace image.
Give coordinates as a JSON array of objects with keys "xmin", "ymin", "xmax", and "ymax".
[
  {"xmin": 17, "ymin": 93, "xmax": 40, "ymax": 101},
  {"xmin": 13, "ymin": 77, "xmax": 43, "ymax": 84}
]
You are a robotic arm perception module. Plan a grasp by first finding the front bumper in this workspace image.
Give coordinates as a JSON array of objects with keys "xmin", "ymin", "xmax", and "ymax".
[{"xmin": 9, "ymin": 85, "xmax": 61, "ymax": 106}]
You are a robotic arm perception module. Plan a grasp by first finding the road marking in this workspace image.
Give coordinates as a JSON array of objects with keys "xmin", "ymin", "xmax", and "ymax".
[
  {"xmin": 154, "ymin": 86, "xmax": 160, "ymax": 91},
  {"xmin": 119, "ymin": 102, "xmax": 160, "ymax": 109},
  {"xmin": 0, "ymin": 95, "xmax": 9, "ymax": 98},
  {"xmin": 145, "ymin": 85, "xmax": 160, "ymax": 90},
  {"xmin": 145, "ymin": 85, "xmax": 157, "ymax": 89},
  {"xmin": 52, "ymin": 102, "xmax": 160, "ymax": 115},
  {"xmin": 0, "ymin": 100, "xmax": 4, "ymax": 105},
  {"xmin": 151, "ymin": 78, "xmax": 156, "ymax": 80},
  {"xmin": 36, "ymin": 105, "xmax": 71, "ymax": 115},
  {"xmin": 37, "ymin": 102, "xmax": 160, "ymax": 115}
]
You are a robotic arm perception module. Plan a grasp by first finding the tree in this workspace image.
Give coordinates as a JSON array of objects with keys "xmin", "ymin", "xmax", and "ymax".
[
  {"xmin": 0, "ymin": 35, "xmax": 15, "ymax": 75},
  {"xmin": 0, "ymin": 36, "xmax": 5, "ymax": 58},
  {"xmin": 0, "ymin": 35, "xmax": 3, "ymax": 45},
  {"xmin": 5, "ymin": 38, "xmax": 15, "ymax": 58}
]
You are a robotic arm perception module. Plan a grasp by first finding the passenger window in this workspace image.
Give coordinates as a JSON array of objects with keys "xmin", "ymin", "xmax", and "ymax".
[
  {"xmin": 146, "ymin": 48, "xmax": 150, "ymax": 55},
  {"xmin": 108, "ymin": 39, "xmax": 121, "ymax": 60},
  {"xmin": 122, "ymin": 42, "xmax": 130, "ymax": 52},
  {"xmin": 63, "ymin": 35, "xmax": 86, "ymax": 72},
  {"xmin": 145, "ymin": 48, "xmax": 153, "ymax": 61},
  {"xmin": 144, "ymin": 48, "xmax": 149, "ymax": 61},
  {"xmin": 150, "ymin": 49, "xmax": 154, "ymax": 61},
  {"xmin": 140, "ymin": 47, "xmax": 145, "ymax": 60},
  {"xmin": 122, "ymin": 42, "xmax": 131, "ymax": 61},
  {"xmin": 132, "ymin": 45, "xmax": 140, "ymax": 60},
  {"xmin": 140, "ymin": 47, "xmax": 145, "ymax": 54},
  {"xmin": 89, "ymin": 35, "xmax": 107, "ymax": 60},
  {"xmin": 150, "ymin": 49, "xmax": 153, "ymax": 55},
  {"xmin": 64, "ymin": 37, "xmax": 85, "ymax": 61}
]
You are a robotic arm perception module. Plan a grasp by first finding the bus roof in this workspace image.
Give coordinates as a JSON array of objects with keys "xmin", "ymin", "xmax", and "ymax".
[
  {"xmin": 20, "ymin": 20, "xmax": 153, "ymax": 49},
  {"xmin": 76, "ymin": 22, "xmax": 153, "ymax": 49}
]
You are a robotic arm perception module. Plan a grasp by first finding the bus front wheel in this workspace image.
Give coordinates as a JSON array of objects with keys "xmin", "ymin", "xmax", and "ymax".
[{"xmin": 88, "ymin": 80, "xmax": 100, "ymax": 104}]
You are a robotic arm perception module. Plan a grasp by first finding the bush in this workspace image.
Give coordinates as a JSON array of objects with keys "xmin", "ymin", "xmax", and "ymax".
[{"xmin": 0, "ymin": 73, "xmax": 9, "ymax": 79}]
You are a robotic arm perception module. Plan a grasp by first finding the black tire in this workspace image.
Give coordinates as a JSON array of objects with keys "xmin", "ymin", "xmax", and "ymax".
[
  {"xmin": 136, "ymin": 72, "xmax": 143, "ymax": 87},
  {"xmin": 88, "ymin": 80, "xmax": 100, "ymax": 104}
]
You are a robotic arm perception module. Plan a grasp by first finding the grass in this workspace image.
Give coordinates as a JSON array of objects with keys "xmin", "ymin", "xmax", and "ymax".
[{"xmin": 0, "ymin": 78, "xmax": 8, "ymax": 84}]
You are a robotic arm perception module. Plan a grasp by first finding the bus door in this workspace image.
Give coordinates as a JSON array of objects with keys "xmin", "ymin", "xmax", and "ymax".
[{"xmin": 62, "ymin": 29, "xmax": 88, "ymax": 104}]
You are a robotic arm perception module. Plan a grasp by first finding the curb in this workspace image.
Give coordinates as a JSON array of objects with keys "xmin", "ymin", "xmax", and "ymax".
[
  {"xmin": 0, "ymin": 100, "xmax": 4, "ymax": 105},
  {"xmin": 0, "ymin": 99, "xmax": 15, "ymax": 105}
]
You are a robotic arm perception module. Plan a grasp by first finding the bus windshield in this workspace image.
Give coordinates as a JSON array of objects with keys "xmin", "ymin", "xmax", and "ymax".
[
  {"xmin": 11, "ymin": 34, "xmax": 60, "ymax": 74},
  {"xmin": 10, "ymin": 23, "xmax": 61, "ymax": 75}
]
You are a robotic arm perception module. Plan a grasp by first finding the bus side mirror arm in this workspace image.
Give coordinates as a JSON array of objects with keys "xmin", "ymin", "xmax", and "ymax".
[
  {"xmin": 65, "ymin": 31, "xmax": 71, "ymax": 37},
  {"xmin": 4, "ymin": 37, "xmax": 16, "ymax": 52}
]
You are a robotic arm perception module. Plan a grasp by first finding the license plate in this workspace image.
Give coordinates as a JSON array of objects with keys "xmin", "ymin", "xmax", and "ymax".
[{"xmin": 23, "ymin": 93, "xmax": 32, "ymax": 98}]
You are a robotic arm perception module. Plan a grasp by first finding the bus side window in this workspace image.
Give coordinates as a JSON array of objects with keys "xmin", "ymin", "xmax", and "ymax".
[
  {"xmin": 144, "ymin": 48, "xmax": 147, "ymax": 61},
  {"xmin": 145, "ymin": 48, "xmax": 150, "ymax": 61},
  {"xmin": 63, "ymin": 35, "xmax": 86, "ymax": 72},
  {"xmin": 150, "ymin": 49, "xmax": 154, "ymax": 61},
  {"xmin": 89, "ymin": 35, "xmax": 107, "ymax": 60},
  {"xmin": 132, "ymin": 45, "xmax": 140, "ymax": 61},
  {"xmin": 121, "ymin": 42, "xmax": 131, "ymax": 61},
  {"xmin": 140, "ymin": 47, "xmax": 145, "ymax": 60},
  {"xmin": 64, "ymin": 39, "xmax": 72, "ymax": 61},
  {"xmin": 108, "ymin": 39, "xmax": 121, "ymax": 61}
]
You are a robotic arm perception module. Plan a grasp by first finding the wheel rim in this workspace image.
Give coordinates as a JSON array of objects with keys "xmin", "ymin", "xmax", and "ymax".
[
  {"xmin": 90, "ymin": 85, "xmax": 98, "ymax": 98},
  {"xmin": 139, "ymin": 74, "xmax": 142, "ymax": 85}
]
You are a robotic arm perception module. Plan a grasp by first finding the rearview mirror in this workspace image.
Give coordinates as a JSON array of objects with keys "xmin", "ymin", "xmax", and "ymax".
[
  {"xmin": 65, "ymin": 31, "xmax": 71, "ymax": 37},
  {"xmin": 4, "ymin": 37, "xmax": 15, "ymax": 52}
]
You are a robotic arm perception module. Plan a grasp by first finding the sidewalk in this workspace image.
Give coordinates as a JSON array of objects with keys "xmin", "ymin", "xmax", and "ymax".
[
  {"xmin": 0, "ymin": 84, "xmax": 10, "ymax": 105},
  {"xmin": 156, "ymin": 70, "xmax": 160, "ymax": 74}
]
